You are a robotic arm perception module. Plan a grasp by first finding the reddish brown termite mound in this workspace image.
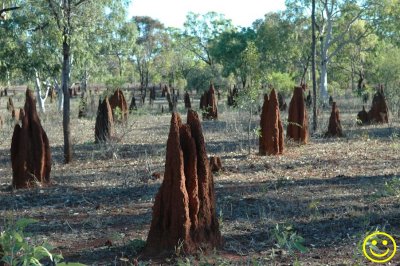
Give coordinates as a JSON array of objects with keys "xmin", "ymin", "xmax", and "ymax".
[
  {"xmin": 144, "ymin": 110, "xmax": 222, "ymax": 258},
  {"xmin": 325, "ymin": 102, "xmax": 343, "ymax": 137},
  {"xmin": 184, "ymin": 91, "xmax": 191, "ymax": 109},
  {"xmin": 287, "ymin": 85, "xmax": 308, "ymax": 144},
  {"xmin": 95, "ymin": 98, "xmax": 115, "ymax": 143},
  {"xmin": 199, "ymin": 83, "xmax": 218, "ymax": 120},
  {"xmin": 11, "ymin": 89, "xmax": 51, "ymax": 189},
  {"xmin": 209, "ymin": 156, "xmax": 222, "ymax": 172},
  {"xmin": 108, "ymin": 88, "xmax": 128, "ymax": 122},
  {"xmin": 367, "ymin": 86, "xmax": 389, "ymax": 123},
  {"xmin": 259, "ymin": 89, "xmax": 284, "ymax": 155},
  {"xmin": 357, "ymin": 106, "xmax": 369, "ymax": 125}
]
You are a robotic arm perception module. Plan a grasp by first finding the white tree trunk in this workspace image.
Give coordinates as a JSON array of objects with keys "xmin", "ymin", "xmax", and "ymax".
[
  {"xmin": 34, "ymin": 70, "xmax": 50, "ymax": 113},
  {"xmin": 320, "ymin": 59, "xmax": 329, "ymax": 104},
  {"xmin": 6, "ymin": 69, "xmax": 10, "ymax": 88}
]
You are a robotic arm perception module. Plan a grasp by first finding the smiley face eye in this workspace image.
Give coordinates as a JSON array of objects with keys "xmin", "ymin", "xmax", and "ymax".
[
  {"xmin": 383, "ymin": 240, "xmax": 388, "ymax": 246},
  {"xmin": 372, "ymin": 240, "xmax": 377, "ymax": 246}
]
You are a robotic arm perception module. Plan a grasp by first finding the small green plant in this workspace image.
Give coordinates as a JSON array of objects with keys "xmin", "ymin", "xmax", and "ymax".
[
  {"xmin": 254, "ymin": 127, "xmax": 262, "ymax": 138},
  {"xmin": 384, "ymin": 176, "xmax": 400, "ymax": 197},
  {"xmin": 272, "ymin": 224, "xmax": 308, "ymax": 254},
  {"xmin": 113, "ymin": 106, "xmax": 123, "ymax": 121},
  {"xmin": 174, "ymin": 239, "xmax": 185, "ymax": 257},
  {"xmin": 0, "ymin": 217, "xmax": 85, "ymax": 266}
]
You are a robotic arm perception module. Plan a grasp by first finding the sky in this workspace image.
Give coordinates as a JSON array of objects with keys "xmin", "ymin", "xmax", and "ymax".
[{"xmin": 128, "ymin": 0, "xmax": 286, "ymax": 29}]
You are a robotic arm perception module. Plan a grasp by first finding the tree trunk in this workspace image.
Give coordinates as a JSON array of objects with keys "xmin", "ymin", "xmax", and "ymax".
[
  {"xmin": 54, "ymin": 78, "xmax": 63, "ymax": 112},
  {"xmin": 62, "ymin": 35, "xmax": 72, "ymax": 163},
  {"xmin": 118, "ymin": 54, "xmax": 123, "ymax": 77},
  {"xmin": 320, "ymin": 34, "xmax": 329, "ymax": 105},
  {"xmin": 6, "ymin": 69, "xmax": 10, "ymax": 88},
  {"xmin": 320, "ymin": 59, "xmax": 328, "ymax": 105},
  {"xmin": 312, "ymin": 0, "xmax": 317, "ymax": 132},
  {"xmin": 35, "ymin": 70, "xmax": 46, "ymax": 113},
  {"xmin": 247, "ymin": 104, "xmax": 253, "ymax": 155},
  {"xmin": 82, "ymin": 68, "xmax": 88, "ymax": 93}
]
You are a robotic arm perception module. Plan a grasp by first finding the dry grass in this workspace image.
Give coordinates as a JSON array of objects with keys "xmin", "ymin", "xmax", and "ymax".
[{"xmin": 0, "ymin": 91, "xmax": 399, "ymax": 265}]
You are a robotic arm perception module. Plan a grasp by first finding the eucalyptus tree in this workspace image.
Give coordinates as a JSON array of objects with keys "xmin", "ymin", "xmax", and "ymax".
[
  {"xmin": 43, "ymin": 0, "xmax": 131, "ymax": 163},
  {"xmin": 182, "ymin": 11, "xmax": 234, "ymax": 76},
  {"xmin": 286, "ymin": 0, "xmax": 374, "ymax": 104},
  {"xmin": 99, "ymin": 8, "xmax": 137, "ymax": 79},
  {"xmin": 132, "ymin": 16, "xmax": 164, "ymax": 90},
  {"xmin": 0, "ymin": 0, "xmax": 23, "ymax": 87},
  {"xmin": 210, "ymin": 27, "xmax": 256, "ymax": 88}
]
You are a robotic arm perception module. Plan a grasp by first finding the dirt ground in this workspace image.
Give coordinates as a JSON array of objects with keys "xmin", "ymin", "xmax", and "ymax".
[{"xmin": 0, "ymin": 91, "xmax": 399, "ymax": 265}]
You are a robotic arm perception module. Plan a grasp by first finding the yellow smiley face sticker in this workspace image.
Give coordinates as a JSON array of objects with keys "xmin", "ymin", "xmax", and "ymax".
[{"xmin": 363, "ymin": 231, "xmax": 397, "ymax": 263}]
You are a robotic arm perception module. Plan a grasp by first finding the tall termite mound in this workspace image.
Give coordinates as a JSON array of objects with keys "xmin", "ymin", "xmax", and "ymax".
[
  {"xmin": 357, "ymin": 86, "xmax": 389, "ymax": 125},
  {"xmin": 95, "ymin": 98, "xmax": 114, "ymax": 143},
  {"xmin": 108, "ymin": 88, "xmax": 128, "ymax": 122},
  {"xmin": 259, "ymin": 89, "xmax": 284, "ymax": 155},
  {"xmin": 287, "ymin": 85, "xmax": 308, "ymax": 143},
  {"xmin": 199, "ymin": 83, "xmax": 218, "ymax": 120},
  {"xmin": 11, "ymin": 89, "xmax": 51, "ymax": 189},
  {"xmin": 325, "ymin": 102, "xmax": 343, "ymax": 137},
  {"xmin": 144, "ymin": 110, "xmax": 222, "ymax": 257},
  {"xmin": 368, "ymin": 86, "xmax": 389, "ymax": 123}
]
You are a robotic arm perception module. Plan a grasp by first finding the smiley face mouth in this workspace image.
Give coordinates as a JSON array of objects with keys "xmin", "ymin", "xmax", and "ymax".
[{"xmin": 369, "ymin": 248, "xmax": 390, "ymax": 258}]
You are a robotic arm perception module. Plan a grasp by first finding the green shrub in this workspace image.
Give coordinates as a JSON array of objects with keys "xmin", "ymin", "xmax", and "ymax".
[{"xmin": 0, "ymin": 218, "xmax": 86, "ymax": 266}]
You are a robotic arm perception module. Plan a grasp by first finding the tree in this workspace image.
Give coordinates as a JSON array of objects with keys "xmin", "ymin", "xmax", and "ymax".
[
  {"xmin": 45, "ymin": 0, "xmax": 130, "ymax": 163},
  {"xmin": 182, "ymin": 11, "xmax": 233, "ymax": 75},
  {"xmin": 132, "ymin": 16, "xmax": 164, "ymax": 92},
  {"xmin": 316, "ymin": 0, "xmax": 371, "ymax": 103},
  {"xmin": 210, "ymin": 27, "xmax": 256, "ymax": 88},
  {"xmin": 100, "ymin": 10, "xmax": 137, "ymax": 78},
  {"xmin": 236, "ymin": 41, "xmax": 262, "ymax": 155},
  {"xmin": 312, "ymin": 0, "xmax": 318, "ymax": 131}
]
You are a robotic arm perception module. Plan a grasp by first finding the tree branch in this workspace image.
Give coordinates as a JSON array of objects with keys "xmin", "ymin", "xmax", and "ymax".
[
  {"xmin": 0, "ymin": 6, "xmax": 21, "ymax": 14},
  {"xmin": 328, "ymin": 27, "xmax": 371, "ymax": 61}
]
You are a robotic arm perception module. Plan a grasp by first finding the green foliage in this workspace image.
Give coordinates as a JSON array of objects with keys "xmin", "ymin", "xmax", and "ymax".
[
  {"xmin": 210, "ymin": 28, "xmax": 256, "ymax": 85},
  {"xmin": 384, "ymin": 176, "xmax": 400, "ymax": 197},
  {"xmin": 236, "ymin": 41, "xmax": 262, "ymax": 108},
  {"xmin": 266, "ymin": 72, "xmax": 295, "ymax": 97},
  {"xmin": 113, "ymin": 106, "xmax": 123, "ymax": 121},
  {"xmin": 105, "ymin": 77, "xmax": 126, "ymax": 90},
  {"xmin": 0, "ymin": 217, "xmax": 86, "ymax": 266},
  {"xmin": 272, "ymin": 224, "xmax": 308, "ymax": 254},
  {"xmin": 186, "ymin": 63, "xmax": 214, "ymax": 92},
  {"xmin": 367, "ymin": 42, "xmax": 400, "ymax": 113}
]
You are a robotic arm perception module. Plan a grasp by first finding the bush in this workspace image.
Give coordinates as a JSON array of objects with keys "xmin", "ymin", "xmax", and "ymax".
[
  {"xmin": 0, "ymin": 217, "xmax": 86, "ymax": 266},
  {"xmin": 266, "ymin": 72, "xmax": 295, "ymax": 97}
]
